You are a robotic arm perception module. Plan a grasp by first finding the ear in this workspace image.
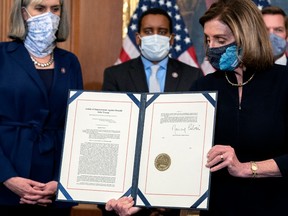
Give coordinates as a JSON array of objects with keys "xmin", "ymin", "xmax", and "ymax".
[
  {"xmin": 21, "ymin": 7, "xmax": 29, "ymax": 21},
  {"xmin": 135, "ymin": 33, "xmax": 141, "ymax": 46},
  {"xmin": 169, "ymin": 33, "xmax": 175, "ymax": 46}
]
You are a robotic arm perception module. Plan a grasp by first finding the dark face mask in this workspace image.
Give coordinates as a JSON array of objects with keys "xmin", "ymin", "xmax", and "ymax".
[{"xmin": 207, "ymin": 42, "xmax": 241, "ymax": 71}]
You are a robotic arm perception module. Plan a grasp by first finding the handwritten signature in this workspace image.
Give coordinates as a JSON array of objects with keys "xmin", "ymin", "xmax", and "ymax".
[{"xmin": 172, "ymin": 124, "xmax": 200, "ymax": 135}]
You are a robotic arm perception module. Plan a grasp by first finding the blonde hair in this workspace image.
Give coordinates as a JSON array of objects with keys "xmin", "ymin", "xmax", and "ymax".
[
  {"xmin": 8, "ymin": 0, "xmax": 69, "ymax": 41},
  {"xmin": 200, "ymin": 0, "xmax": 274, "ymax": 71}
]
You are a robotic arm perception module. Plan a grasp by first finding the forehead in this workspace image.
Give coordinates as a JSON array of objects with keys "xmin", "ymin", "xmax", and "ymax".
[
  {"xmin": 204, "ymin": 18, "xmax": 233, "ymax": 37},
  {"xmin": 29, "ymin": 0, "xmax": 60, "ymax": 6},
  {"xmin": 262, "ymin": 14, "xmax": 285, "ymax": 27},
  {"xmin": 141, "ymin": 14, "xmax": 170, "ymax": 29}
]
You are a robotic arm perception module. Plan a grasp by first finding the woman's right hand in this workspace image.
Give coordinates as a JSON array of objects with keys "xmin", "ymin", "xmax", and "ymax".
[{"xmin": 3, "ymin": 177, "xmax": 48, "ymax": 204}]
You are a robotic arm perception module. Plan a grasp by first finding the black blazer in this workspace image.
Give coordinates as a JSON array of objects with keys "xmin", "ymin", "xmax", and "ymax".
[{"xmin": 102, "ymin": 57, "xmax": 203, "ymax": 92}]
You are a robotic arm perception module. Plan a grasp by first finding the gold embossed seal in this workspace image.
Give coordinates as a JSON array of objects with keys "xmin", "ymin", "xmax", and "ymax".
[{"xmin": 154, "ymin": 153, "xmax": 171, "ymax": 171}]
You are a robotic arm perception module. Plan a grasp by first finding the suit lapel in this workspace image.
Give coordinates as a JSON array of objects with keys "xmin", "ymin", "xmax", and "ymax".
[
  {"xmin": 50, "ymin": 48, "xmax": 69, "ymax": 95},
  {"xmin": 165, "ymin": 58, "xmax": 181, "ymax": 92},
  {"xmin": 7, "ymin": 42, "xmax": 48, "ymax": 99},
  {"xmin": 128, "ymin": 57, "xmax": 149, "ymax": 92}
]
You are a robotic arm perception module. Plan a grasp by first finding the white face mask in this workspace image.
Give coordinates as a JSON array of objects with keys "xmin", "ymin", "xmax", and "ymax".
[
  {"xmin": 139, "ymin": 35, "xmax": 171, "ymax": 61},
  {"xmin": 24, "ymin": 9, "xmax": 60, "ymax": 58}
]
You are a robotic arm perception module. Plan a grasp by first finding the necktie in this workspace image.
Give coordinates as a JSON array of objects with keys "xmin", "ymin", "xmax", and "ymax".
[{"xmin": 149, "ymin": 65, "xmax": 160, "ymax": 93}]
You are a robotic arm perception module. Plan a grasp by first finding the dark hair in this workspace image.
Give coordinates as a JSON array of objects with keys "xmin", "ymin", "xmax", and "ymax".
[
  {"xmin": 261, "ymin": 5, "xmax": 286, "ymax": 17},
  {"xmin": 137, "ymin": 8, "xmax": 173, "ymax": 33}
]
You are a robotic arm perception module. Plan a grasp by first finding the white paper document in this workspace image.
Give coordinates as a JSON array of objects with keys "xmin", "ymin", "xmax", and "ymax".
[{"xmin": 57, "ymin": 91, "xmax": 217, "ymax": 210}]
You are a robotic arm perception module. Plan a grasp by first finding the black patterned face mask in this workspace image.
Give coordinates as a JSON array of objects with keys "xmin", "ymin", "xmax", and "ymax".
[{"xmin": 207, "ymin": 42, "xmax": 241, "ymax": 71}]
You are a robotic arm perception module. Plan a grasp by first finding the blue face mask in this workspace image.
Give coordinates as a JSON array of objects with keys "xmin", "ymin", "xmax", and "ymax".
[
  {"xmin": 207, "ymin": 42, "xmax": 241, "ymax": 71},
  {"xmin": 24, "ymin": 9, "xmax": 60, "ymax": 58},
  {"xmin": 269, "ymin": 33, "xmax": 287, "ymax": 58}
]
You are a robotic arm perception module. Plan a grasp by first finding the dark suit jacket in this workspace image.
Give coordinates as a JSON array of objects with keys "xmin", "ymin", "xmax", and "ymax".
[
  {"xmin": 100, "ymin": 56, "xmax": 202, "ymax": 216},
  {"xmin": 0, "ymin": 41, "xmax": 83, "ymax": 206},
  {"xmin": 102, "ymin": 57, "xmax": 203, "ymax": 92}
]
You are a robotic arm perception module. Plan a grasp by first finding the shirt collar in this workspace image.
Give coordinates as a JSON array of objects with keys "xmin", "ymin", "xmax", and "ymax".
[
  {"xmin": 141, "ymin": 56, "xmax": 169, "ymax": 70},
  {"xmin": 275, "ymin": 54, "xmax": 287, "ymax": 66}
]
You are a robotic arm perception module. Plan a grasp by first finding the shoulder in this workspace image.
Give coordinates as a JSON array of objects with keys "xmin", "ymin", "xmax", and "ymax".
[
  {"xmin": 190, "ymin": 71, "xmax": 223, "ymax": 91},
  {"xmin": 0, "ymin": 41, "xmax": 10, "ymax": 48},
  {"xmin": 0, "ymin": 40, "xmax": 24, "ymax": 52},
  {"xmin": 168, "ymin": 58, "xmax": 202, "ymax": 73},
  {"xmin": 54, "ymin": 47, "xmax": 80, "ymax": 61},
  {"xmin": 264, "ymin": 64, "xmax": 288, "ymax": 81},
  {"xmin": 104, "ymin": 57, "xmax": 142, "ymax": 72}
]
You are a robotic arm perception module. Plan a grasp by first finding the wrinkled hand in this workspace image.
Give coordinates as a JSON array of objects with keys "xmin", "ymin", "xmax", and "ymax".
[
  {"xmin": 206, "ymin": 145, "xmax": 246, "ymax": 177},
  {"xmin": 4, "ymin": 177, "xmax": 57, "ymax": 206},
  {"xmin": 20, "ymin": 180, "xmax": 58, "ymax": 206},
  {"xmin": 106, "ymin": 196, "xmax": 141, "ymax": 216}
]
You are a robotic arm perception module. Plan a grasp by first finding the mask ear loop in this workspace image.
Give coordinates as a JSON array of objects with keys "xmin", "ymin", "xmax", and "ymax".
[
  {"xmin": 236, "ymin": 45, "xmax": 243, "ymax": 66},
  {"xmin": 22, "ymin": 7, "xmax": 32, "ymax": 19},
  {"xmin": 137, "ymin": 34, "xmax": 144, "ymax": 53}
]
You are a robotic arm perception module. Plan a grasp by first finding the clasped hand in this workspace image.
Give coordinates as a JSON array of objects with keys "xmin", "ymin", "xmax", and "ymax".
[{"xmin": 4, "ymin": 177, "xmax": 57, "ymax": 206}]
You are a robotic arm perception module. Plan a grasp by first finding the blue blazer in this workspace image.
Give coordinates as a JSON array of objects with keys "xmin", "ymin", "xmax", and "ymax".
[{"xmin": 0, "ymin": 41, "xmax": 83, "ymax": 205}]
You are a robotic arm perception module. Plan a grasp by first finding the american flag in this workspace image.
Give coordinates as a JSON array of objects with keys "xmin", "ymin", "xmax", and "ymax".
[
  {"xmin": 115, "ymin": 0, "xmax": 199, "ymax": 68},
  {"xmin": 252, "ymin": 0, "xmax": 271, "ymax": 10}
]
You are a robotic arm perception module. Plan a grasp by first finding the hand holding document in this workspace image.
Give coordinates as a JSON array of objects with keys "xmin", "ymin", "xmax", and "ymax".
[{"xmin": 57, "ymin": 91, "xmax": 217, "ymax": 210}]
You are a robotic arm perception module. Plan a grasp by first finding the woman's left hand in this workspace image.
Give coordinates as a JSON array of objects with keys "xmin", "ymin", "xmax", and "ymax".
[{"xmin": 206, "ymin": 144, "xmax": 248, "ymax": 177}]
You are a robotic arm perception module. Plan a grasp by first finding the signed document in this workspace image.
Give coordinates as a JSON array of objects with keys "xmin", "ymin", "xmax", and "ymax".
[{"xmin": 57, "ymin": 91, "xmax": 217, "ymax": 210}]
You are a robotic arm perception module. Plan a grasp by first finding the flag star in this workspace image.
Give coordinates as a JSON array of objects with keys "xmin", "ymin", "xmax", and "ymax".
[
  {"xmin": 175, "ymin": 14, "xmax": 181, "ymax": 21},
  {"xmin": 132, "ymin": 14, "xmax": 138, "ymax": 20},
  {"xmin": 174, "ymin": 5, "xmax": 179, "ymax": 11},
  {"xmin": 130, "ymin": 24, "xmax": 137, "ymax": 31},
  {"xmin": 175, "ymin": 24, "xmax": 181, "ymax": 31},
  {"xmin": 159, "ymin": 0, "xmax": 165, "ymax": 5},
  {"xmin": 168, "ymin": 12, "xmax": 172, "ymax": 17},
  {"xmin": 184, "ymin": 28, "xmax": 188, "ymax": 33},
  {"xmin": 141, "ymin": 5, "xmax": 148, "ymax": 12},
  {"xmin": 184, "ymin": 37, "xmax": 191, "ymax": 44},
  {"xmin": 175, "ymin": 34, "xmax": 181, "ymax": 41},
  {"xmin": 175, "ymin": 44, "xmax": 182, "ymax": 52},
  {"xmin": 151, "ymin": 0, "xmax": 156, "ymax": 2},
  {"xmin": 166, "ymin": 1, "xmax": 172, "ymax": 8}
]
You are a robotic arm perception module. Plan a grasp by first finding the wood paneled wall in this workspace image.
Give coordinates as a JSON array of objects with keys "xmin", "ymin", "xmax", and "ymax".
[{"xmin": 0, "ymin": 0, "xmax": 123, "ymax": 90}]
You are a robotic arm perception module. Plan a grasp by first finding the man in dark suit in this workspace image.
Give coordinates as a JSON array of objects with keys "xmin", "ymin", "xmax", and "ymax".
[
  {"xmin": 100, "ymin": 7, "xmax": 202, "ymax": 216},
  {"xmin": 102, "ymin": 8, "xmax": 203, "ymax": 93}
]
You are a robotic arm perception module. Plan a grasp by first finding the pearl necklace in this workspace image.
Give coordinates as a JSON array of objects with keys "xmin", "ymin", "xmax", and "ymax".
[
  {"xmin": 30, "ymin": 54, "xmax": 54, "ymax": 68},
  {"xmin": 225, "ymin": 72, "xmax": 255, "ymax": 87}
]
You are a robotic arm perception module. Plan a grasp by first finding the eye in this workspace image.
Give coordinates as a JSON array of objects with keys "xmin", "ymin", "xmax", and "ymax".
[
  {"xmin": 51, "ymin": 6, "xmax": 61, "ymax": 13},
  {"xmin": 34, "ymin": 5, "xmax": 45, "ymax": 12},
  {"xmin": 217, "ymin": 39, "xmax": 226, "ymax": 45},
  {"xmin": 274, "ymin": 28, "xmax": 284, "ymax": 33},
  {"xmin": 143, "ymin": 29, "xmax": 153, "ymax": 35},
  {"xmin": 205, "ymin": 37, "xmax": 210, "ymax": 45},
  {"xmin": 158, "ymin": 29, "xmax": 168, "ymax": 35}
]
